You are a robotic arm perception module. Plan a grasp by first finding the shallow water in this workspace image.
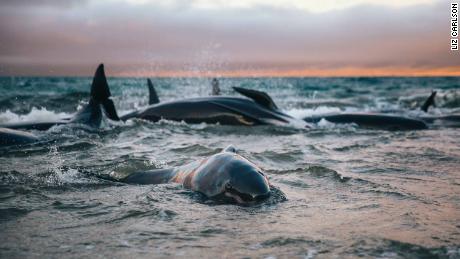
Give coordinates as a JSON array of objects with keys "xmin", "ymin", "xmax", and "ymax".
[{"xmin": 0, "ymin": 77, "xmax": 459, "ymax": 258}]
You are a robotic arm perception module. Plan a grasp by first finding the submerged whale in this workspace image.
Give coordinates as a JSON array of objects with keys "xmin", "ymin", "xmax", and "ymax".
[
  {"xmin": 302, "ymin": 113, "xmax": 428, "ymax": 130},
  {"xmin": 377, "ymin": 90, "xmax": 460, "ymax": 127},
  {"xmin": 120, "ymin": 84, "xmax": 310, "ymax": 127},
  {"xmin": 0, "ymin": 127, "xmax": 39, "ymax": 146},
  {"xmin": 299, "ymin": 91, "xmax": 441, "ymax": 130},
  {"xmin": 0, "ymin": 64, "xmax": 118, "ymax": 147},
  {"xmin": 417, "ymin": 91, "xmax": 460, "ymax": 126},
  {"xmin": 116, "ymin": 145, "xmax": 272, "ymax": 204}
]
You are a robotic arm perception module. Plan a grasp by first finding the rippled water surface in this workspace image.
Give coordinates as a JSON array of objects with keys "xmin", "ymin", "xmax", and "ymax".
[{"xmin": 1, "ymin": 77, "xmax": 460, "ymax": 258}]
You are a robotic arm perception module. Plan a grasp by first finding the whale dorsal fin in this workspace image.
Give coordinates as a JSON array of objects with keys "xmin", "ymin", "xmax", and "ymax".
[
  {"xmin": 233, "ymin": 87, "xmax": 278, "ymax": 110},
  {"xmin": 223, "ymin": 145, "xmax": 237, "ymax": 153},
  {"xmin": 420, "ymin": 90, "xmax": 436, "ymax": 112},
  {"xmin": 147, "ymin": 79, "xmax": 160, "ymax": 105},
  {"xmin": 91, "ymin": 64, "xmax": 111, "ymax": 103}
]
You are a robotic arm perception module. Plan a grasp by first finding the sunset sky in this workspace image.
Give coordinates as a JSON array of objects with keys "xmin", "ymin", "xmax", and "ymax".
[{"xmin": 0, "ymin": 0, "xmax": 458, "ymax": 76}]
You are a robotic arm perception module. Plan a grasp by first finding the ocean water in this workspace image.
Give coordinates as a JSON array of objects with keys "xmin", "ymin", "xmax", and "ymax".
[{"xmin": 0, "ymin": 76, "xmax": 459, "ymax": 258}]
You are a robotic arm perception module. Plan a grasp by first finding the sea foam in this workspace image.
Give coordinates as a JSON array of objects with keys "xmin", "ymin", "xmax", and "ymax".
[{"xmin": 0, "ymin": 107, "xmax": 70, "ymax": 123}]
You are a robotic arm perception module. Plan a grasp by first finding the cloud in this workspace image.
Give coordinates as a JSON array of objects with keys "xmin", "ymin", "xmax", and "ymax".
[
  {"xmin": 106, "ymin": 0, "xmax": 437, "ymax": 13},
  {"xmin": 0, "ymin": 0, "xmax": 88, "ymax": 8},
  {"xmin": 0, "ymin": 0, "xmax": 457, "ymax": 76}
]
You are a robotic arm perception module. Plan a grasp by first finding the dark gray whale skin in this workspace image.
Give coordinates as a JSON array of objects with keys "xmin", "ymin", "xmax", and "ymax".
[
  {"xmin": 0, "ymin": 127, "xmax": 39, "ymax": 146},
  {"xmin": 120, "ymin": 96, "xmax": 298, "ymax": 126},
  {"xmin": 119, "ymin": 146, "xmax": 272, "ymax": 204},
  {"xmin": 121, "ymin": 82, "xmax": 431, "ymax": 131},
  {"xmin": 0, "ymin": 64, "xmax": 119, "ymax": 132},
  {"xmin": 0, "ymin": 120, "xmax": 68, "ymax": 131},
  {"xmin": 303, "ymin": 113, "xmax": 428, "ymax": 130}
]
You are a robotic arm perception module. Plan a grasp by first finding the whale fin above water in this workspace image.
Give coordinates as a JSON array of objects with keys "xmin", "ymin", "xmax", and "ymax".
[
  {"xmin": 147, "ymin": 79, "xmax": 160, "ymax": 105},
  {"xmin": 93, "ymin": 64, "xmax": 120, "ymax": 121},
  {"xmin": 232, "ymin": 87, "xmax": 279, "ymax": 111},
  {"xmin": 420, "ymin": 90, "xmax": 436, "ymax": 112},
  {"xmin": 0, "ymin": 63, "xmax": 119, "ymax": 131},
  {"xmin": 70, "ymin": 64, "xmax": 119, "ymax": 125},
  {"xmin": 101, "ymin": 99, "xmax": 120, "ymax": 121},
  {"xmin": 90, "ymin": 64, "xmax": 111, "ymax": 103}
]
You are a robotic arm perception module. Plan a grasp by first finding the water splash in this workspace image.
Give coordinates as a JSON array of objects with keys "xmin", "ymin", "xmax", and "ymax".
[{"xmin": 0, "ymin": 107, "xmax": 70, "ymax": 123}]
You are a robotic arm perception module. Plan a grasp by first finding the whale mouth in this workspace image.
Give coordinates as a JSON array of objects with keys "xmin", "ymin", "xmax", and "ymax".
[{"xmin": 224, "ymin": 187, "xmax": 270, "ymax": 204}]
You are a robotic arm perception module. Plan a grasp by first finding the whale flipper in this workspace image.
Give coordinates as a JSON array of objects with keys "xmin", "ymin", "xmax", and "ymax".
[
  {"xmin": 70, "ymin": 64, "xmax": 119, "ymax": 126},
  {"xmin": 208, "ymin": 101, "xmax": 262, "ymax": 125},
  {"xmin": 147, "ymin": 79, "xmax": 160, "ymax": 105},
  {"xmin": 233, "ymin": 87, "xmax": 279, "ymax": 110},
  {"xmin": 92, "ymin": 64, "xmax": 120, "ymax": 121},
  {"xmin": 420, "ymin": 90, "xmax": 437, "ymax": 112},
  {"xmin": 101, "ymin": 99, "xmax": 120, "ymax": 121}
]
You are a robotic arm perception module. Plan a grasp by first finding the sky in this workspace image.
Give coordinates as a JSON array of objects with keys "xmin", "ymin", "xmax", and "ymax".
[{"xmin": 0, "ymin": 0, "xmax": 458, "ymax": 77}]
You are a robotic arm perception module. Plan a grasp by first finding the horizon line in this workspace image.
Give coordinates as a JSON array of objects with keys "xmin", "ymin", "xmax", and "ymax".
[{"xmin": 1, "ymin": 66, "xmax": 460, "ymax": 78}]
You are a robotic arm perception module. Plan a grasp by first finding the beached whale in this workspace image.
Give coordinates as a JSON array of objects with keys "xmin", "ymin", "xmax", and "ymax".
[
  {"xmin": 0, "ymin": 127, "xmax": 39, "ymax": 146},
  {"xmin": 300, "ymin": 90, "xmax": 459, "ymax": 130},
  {"xmin": 378, "ymin": 90, "xmax": 460, "ymax": 127},
  {"xmin": 117, "ymin": 145, "xmax": 272, "ymax": 204},
  {"xmin": 120, "ymin": 84, "xmax": 310, "ymax": 127},
  {"xmin": 0, "ymin": 64, "xmax": 118, "ymax": 147},
  {"xmin": 416, "ymin": 91, "xmax": 460, "ymax": 126},
  {"xmin": 302, "ymin": 113, "xmax": 428, "ymax": 130},
  {"xmin": 122, "ymin": 81, "xmax": 430, "ymax": 130},
  {"xmin": 299, "ymin": 90, "xmax": 437, "ymax": 130}
]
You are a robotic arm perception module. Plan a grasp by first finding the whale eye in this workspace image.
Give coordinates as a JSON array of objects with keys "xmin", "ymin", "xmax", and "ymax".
[{"xmin": 225, "ymin": 182, "xmax": 232, "ymax": 190}]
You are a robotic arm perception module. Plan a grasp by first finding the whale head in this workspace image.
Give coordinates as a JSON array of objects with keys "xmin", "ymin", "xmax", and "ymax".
[
  {"xmin": 221, "ymin": 158, "xmax": 271, "ymax": 204},
  {"xmin": 192, "ymin": 146, "xmax": 271, "ymax": 204}
]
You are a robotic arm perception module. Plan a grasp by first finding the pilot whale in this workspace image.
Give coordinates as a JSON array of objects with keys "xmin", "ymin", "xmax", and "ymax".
[
  {"xmin": 372, "ymin": 90, "xmax": 460, "ymax": 127},
  {"xmin": 116, "ymin": 145, "xmax": 272, "ymax": 204},
  {"xmin": 0, "ymin": 64, "xmax": 118, "ymax": 147},
  {"xmin": 302, "ymin": 113, "xmax": 428, "ymax": 130},
  {"xmin": 416, "ymin": 91, "xmax": 460, "ymax": 126},
  {"xmin": 119, "ymin": 84, "xmax": 310, "ymax": 127},
  {"xmin": 120, "ymin": 81, "xmax": 429, "ymax": 130},
  {"xmin": 0, "ymin": 127, "xmax": 39, "ymax": 146}
]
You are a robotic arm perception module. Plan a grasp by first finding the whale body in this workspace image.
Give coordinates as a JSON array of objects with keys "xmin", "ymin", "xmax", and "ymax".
[
  {"xmin": 119, "ymin": 146, "xmax": 272, "ymax": 204},
  {"xmin": 303, "ymin": 113, "xmax": 428, "ymax": 130},
  {"xmin": 120, "ymin": 86, "xmax": 310, "ymax": 128}
]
